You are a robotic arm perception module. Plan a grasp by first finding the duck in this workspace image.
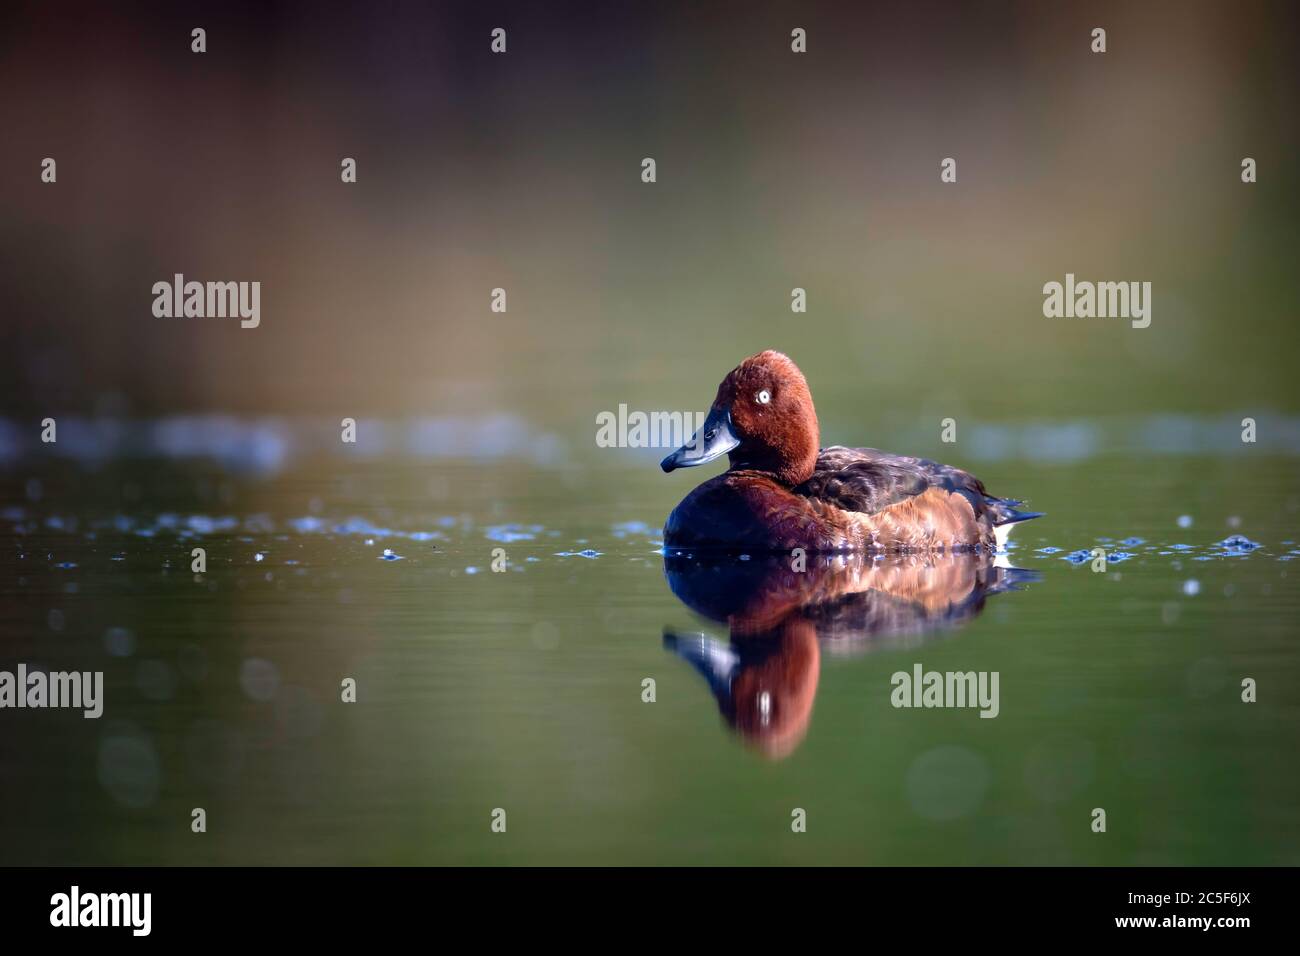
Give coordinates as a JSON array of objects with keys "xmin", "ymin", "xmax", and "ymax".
[{"xmin": 660, "ymin": 350, "xmax": 1041, "ymax": 552}]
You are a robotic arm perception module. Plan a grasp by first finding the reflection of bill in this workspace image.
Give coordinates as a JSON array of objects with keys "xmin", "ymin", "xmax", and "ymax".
[{"xmin": 662, "ymin": 552, "xmax": 1036, "ymax": 759}]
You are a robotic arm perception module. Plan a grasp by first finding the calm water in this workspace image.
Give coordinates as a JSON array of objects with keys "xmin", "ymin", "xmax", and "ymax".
[{"xmin": 2, "ymin": 453, "xmax": 1298, "ymax": 865}]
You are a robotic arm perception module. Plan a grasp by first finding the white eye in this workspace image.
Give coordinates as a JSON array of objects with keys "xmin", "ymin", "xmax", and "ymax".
[{"xmin": 756, "ymin": 389, "xmax": 771, "ymax": 405}]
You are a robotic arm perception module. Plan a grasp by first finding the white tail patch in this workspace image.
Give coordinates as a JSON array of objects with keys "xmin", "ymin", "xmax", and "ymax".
[{"xmin": 994, "ymin": 523, "xmax": 1015, "ymax": 550}]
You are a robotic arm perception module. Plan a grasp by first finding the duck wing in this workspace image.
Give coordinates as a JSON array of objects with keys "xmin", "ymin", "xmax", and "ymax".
[{"xmin": 796, "ymin": 446, "xmax": 1035, "ymax": 526}]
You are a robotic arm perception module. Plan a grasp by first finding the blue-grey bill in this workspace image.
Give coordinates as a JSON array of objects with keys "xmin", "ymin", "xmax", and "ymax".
[{"xmin": 661, "ymin": 407, "xmax": 740, "ymax": 472}]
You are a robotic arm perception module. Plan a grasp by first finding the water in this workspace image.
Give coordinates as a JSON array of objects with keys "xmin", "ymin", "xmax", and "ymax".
[{"xmin": 2, "ymin": 454, "xmax": 1298, "ymax": 865}]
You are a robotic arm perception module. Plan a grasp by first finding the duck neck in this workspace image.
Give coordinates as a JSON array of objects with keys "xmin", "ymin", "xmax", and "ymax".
[
  {"xmin": 730, "ymin": 445, "xmax": 818, "ymax": 487},
  {"xmin": 777, "ymin": 448, "xmax": 818, "ymax": 487}
]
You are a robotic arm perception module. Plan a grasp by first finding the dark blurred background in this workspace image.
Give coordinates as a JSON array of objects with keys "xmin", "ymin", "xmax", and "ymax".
[{"xmin": 2, "ymin": 0, "xmax": 1297, "ymax": 440}]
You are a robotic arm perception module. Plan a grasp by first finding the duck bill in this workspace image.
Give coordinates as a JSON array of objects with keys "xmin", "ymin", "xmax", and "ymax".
[{"xmin": 661, "ymin": 407, "xmax": 740, "ymax": 472}]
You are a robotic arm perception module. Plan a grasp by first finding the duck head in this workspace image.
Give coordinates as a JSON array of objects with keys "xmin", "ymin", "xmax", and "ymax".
[{"xmin": 660, "ymin": 350, "xmax": 820, "ymax": 487}]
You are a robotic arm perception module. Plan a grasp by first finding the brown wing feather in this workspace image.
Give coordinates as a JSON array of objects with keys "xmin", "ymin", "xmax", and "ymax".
[{"xmin": 796, "ymin": 447, "xmax": 995, "ymax": 520}]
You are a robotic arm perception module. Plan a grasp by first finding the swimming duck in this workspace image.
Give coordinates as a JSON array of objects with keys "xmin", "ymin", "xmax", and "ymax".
[{"xmin": 661, "ymin": 351, "xmax": 1040, "ymax": 552}]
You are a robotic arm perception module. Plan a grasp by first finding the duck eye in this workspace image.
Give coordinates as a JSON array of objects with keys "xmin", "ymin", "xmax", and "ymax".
[{"xmin": 756, "ymin": 389, "xmax": 771, "ymax": 405}]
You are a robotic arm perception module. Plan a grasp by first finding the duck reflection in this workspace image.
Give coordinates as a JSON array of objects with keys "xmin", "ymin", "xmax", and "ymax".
[{"xmin": 663, "ymin": 552, "xmax": 1036, "ymax": 759}]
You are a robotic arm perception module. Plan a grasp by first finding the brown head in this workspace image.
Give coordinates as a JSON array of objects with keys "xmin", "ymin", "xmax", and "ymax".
[{"xmin": 661, "ymin": 350, "xmax": 820, "ymax": 486}]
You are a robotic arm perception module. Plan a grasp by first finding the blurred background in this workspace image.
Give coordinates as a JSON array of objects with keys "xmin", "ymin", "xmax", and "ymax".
[
  {"xmin": 2, "ymin": 0, "xmax": 1297, "ymax": 430},
  {"xmin": 1, "ymin": 0, "xmax": 1298, "ymax": 865}
]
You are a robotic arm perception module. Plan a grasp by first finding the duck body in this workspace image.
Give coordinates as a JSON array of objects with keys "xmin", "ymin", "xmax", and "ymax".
[
  {"xmin": 661, "ymin": 352, "xmax": 1040, "ymax": 553},
  {"xmin": 665, "ymin": 446, "xmax": 1031, "ymax": 552}
]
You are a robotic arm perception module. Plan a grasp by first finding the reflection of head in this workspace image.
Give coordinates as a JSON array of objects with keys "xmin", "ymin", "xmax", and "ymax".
[
  {"xmin": 724, "ymin": 619, "xmax": 820, "ymax": 759},
  {"xmin": 664, "ymin": 552, "xmax": 1035, "ymax": 759}
]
